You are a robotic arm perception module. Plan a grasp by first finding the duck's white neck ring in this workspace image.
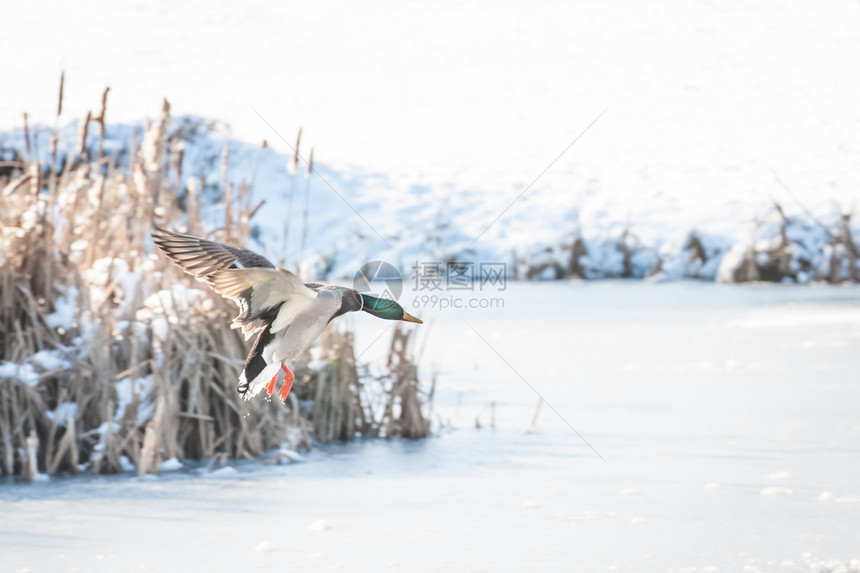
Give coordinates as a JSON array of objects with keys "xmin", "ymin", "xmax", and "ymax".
[{"xmin": 358, "ymin": 293, "xmax": 365, "ymax": 312}]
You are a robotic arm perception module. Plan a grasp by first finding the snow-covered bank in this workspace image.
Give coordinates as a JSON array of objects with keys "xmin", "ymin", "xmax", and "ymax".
[
  {"xmin": 4, "ymin": 0, "xmax": 860, "ymax": 282},
  {"xmin": 3, "ymin": 0, "xmax": 860, "ymax": 211},
  {"xmin": 0, "ymin": 107, "xmax": 430, "ymax": 480},
  {"xmin": 3, "ymin": 282, "xmax": 859, "ymax": 572},
  {"xmin": 3, "ymin": 117, "xmax": 857, "ymax": 284}
]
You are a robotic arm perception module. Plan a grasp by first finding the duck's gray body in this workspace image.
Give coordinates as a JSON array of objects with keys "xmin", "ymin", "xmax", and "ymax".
[{"xmin": 151, "ymin": 228, "xmax": 365, "ymax": 399}]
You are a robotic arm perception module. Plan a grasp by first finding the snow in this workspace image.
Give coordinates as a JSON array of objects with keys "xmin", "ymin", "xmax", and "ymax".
[
  {"xmin": 114, "ymin": 375, "xmax": 155, "ymax": 424},
  {"xmin": 277, "ymin": 448, "xmax": 305, "ymax": 464},
  {"xmin": 45, "ymin": 287, "xmax": 78, "ymax": 331},
  {"xmin": 8, "ymin": 114, "xmax": 853, "ymax": 282},
  {"xmin": 2, "ymin": 109, "xmax": 857, "ymax": 282},
  {"xmin": 158, "ymin": 457, "xmax": 183, "ymax": 472},
  {"xmin": 0, "ymin": 362, "xmax": 39, "ymax": 387},
  {"xmin": 2, "ymin": 2, "xmax": 860, "ymax": 280},
  {"xmin": 309, "ymin": 519, "xmax": 332, "ymax": 532},
  {"xmin": 1, "ymin": 283, "xmax": 859, "ymax": 572},
  {"xmin": 84, "ymin": 422, "xmax": 121, "ymax": 463},
  {"xmin": 81, "ymin": 257, "xmax": 159, "ymax": 317},
  {"xmin": 206, "ymin": 466, "xmax": 238, "ymax": 478},
  {"xmin": 761, "ymin": 487, "xmax": 794, "ymax": 497},
  {"xmin": 30, "ymin": 349, "xmax": 72, "ymax": 372},
  {"xmin": 4, "ymin": 0, "xmax": 860, "ymax": 210},
  {"xmin": 253, "ymin": 541, "xmax": 279, "ymax": 553},
  {"xmin": 716, "ymin": 242, "xmax": 751, "ymax": 283},
  {"xmin": 46, "ymin": 402, "xmax": 78, "ymax": 427},
  {"xmin": 118, "ymin": 456, "xmax": 135, "ymax": 473},
  {"xmin": 1, "ymin": 0, "xmax": 860, "ymax": 569}
]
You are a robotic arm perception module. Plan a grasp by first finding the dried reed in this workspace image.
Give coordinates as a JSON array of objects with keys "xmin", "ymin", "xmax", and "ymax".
[
  {"xmin": 0, "ymin": 84, "xmax": 430, "ymax": 480},
  {"xmin": 281, "ymin": 128, "xmax": 303, "ymax": 260},
  {"xmin": 298, "ymin": 147, "xmax": 314, "ymax": 271}
]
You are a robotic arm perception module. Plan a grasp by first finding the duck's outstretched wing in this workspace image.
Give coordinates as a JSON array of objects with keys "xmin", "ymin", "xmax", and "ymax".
[
  {"xmin": 152, "ymin": 227, "xmax": 317, "ymax": 339},
  {"xmin": 151, "ymin": 227, "xmax": 275, "ymax": 272}
]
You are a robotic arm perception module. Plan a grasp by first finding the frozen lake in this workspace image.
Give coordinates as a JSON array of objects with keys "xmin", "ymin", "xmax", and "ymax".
[{"xmin": 2, "ymin": 282, "xmax": 859, "ymax": 572}]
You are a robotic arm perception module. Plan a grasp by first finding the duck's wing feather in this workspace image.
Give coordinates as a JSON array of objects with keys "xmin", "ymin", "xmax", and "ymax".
[
  {"xmin": 152, "ymin": 227, "xmax": 275, "ymax": 272},
  {"xmin": 152, "ymin": 227, "xmax": 317, "ymax": 339},
  {"xmin": 207, "ymin": 267, "xmax": 318, "ymax": 336}
]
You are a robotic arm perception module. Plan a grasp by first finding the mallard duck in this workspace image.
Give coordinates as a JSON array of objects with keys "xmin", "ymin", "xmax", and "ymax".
[{"xmin": 151, "ymin": 227, "xmax": 422, "ymax": 402}]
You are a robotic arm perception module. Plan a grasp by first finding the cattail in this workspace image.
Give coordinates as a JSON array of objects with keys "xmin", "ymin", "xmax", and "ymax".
[
  {"xmin": 299, "ymin": 147, "xmax": 314, "ymax": 269},
  {"xmin": 76, "ymin": 110, "xmax": 92, "ymax": 159},
  {"xmin": 0, "ymin": 86, "xmax": 431, "ymax": 479},
  {"xmin": 22, "ymin": 112, "xmax": 31, "ymax": 158},
  {"xmin": 50, "ymin": 132, "xmax": 59, "ymax": 171},
  {"xmin": 220, "ymin": 142, "xmax": 230, "ymax": 186},
  {"xmin": 169, "ymin": 139, "xmax": 185, "ymax": 181},
  {"xmin": 186, "ymin": 176, "xmax": 201, "ymax": 235},
  {"xmin": 23, "ymin": 431, "xmax": 40, "ymax": 482},
  {"xmin": 57, "ymin": 70, "xmax": 65, "ymax": 117},
  {"xmin": 224, "ymin": 182, "xmax": 234, "ymax": 237},
  {"xmin": 287, "ymin": 128, "xmax": 302, "ymax": 176},
  {"xmin": 96, "ymin": 86, "xmax": 110, "ymax": 138},
  {"xmin": 248, "ymin": 198, "xmax": 266, "ymax": 220},
  {"xmin": 282, "ymin": 129, "xmax": 303, "ymax": 259},
  {"xmin": 141, "ymin": 99, "xmax": 170, "ymax": 176}
]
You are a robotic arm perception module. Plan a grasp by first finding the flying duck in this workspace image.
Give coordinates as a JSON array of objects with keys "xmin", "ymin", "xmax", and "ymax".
[{"xmin": 151, "ymin": 227, "xmax": 422, "ymax": 402}]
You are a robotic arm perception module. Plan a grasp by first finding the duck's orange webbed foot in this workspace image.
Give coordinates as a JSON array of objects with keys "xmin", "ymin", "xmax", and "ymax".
[
  {"xmin": 265, "ymin": 374, "xmax": 278, "ymax": 398},
  {"xmin": 279, "ymin": 364, "xmax": 295, "ymax": 403}
]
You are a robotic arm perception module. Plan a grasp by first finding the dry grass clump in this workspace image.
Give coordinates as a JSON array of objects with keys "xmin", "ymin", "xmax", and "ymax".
[
  {"xmin": 725, "ymin": 200, "xmax": 859, "ymax": 284},
  {"xmin": 0, "ymin": 81, "xmax": 430, "ymax": 480},
  {"xmin": 289, "ymin": 323, "xmax": 431, "ymax": 443},
  {"xmin": 514, "ymin": 202, "xmax": 859, "ymax": 283},
  {"xmin": 377, "ymin": 324, "xmax": 432, "ymax": 439}
]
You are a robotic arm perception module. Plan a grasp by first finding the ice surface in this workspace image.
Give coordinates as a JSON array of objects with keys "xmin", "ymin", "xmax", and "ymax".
[
  {"xmin": 760, "ymin": 487, "xmax": 794, "ymax": 497},
  {"xmin": 309, "ymin": 519, "xmax": 331, "ymax": 532},
  {"xmin": 1, "ymin": 283, "xmax": 858, "ymax": 572},
  {"xmin": 253, "ymin": 541, "xmax": 278, "ymax": 553}
]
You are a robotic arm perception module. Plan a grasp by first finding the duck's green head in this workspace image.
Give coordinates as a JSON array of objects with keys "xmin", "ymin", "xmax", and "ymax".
[{"xmin": 360, "ymin": 294, "xmax": 423, "ymax": 323}]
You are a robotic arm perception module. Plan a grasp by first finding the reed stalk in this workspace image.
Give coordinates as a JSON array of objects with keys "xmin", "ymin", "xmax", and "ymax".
[{"xmin": 0, "ymin": 86, "xmax": 430, "ymax": 480}]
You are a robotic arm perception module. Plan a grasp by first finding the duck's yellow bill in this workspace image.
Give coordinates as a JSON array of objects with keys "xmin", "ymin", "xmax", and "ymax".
[{"xmin": 401, "ymin": 311, "xmax": 423, "ymax": 324}]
